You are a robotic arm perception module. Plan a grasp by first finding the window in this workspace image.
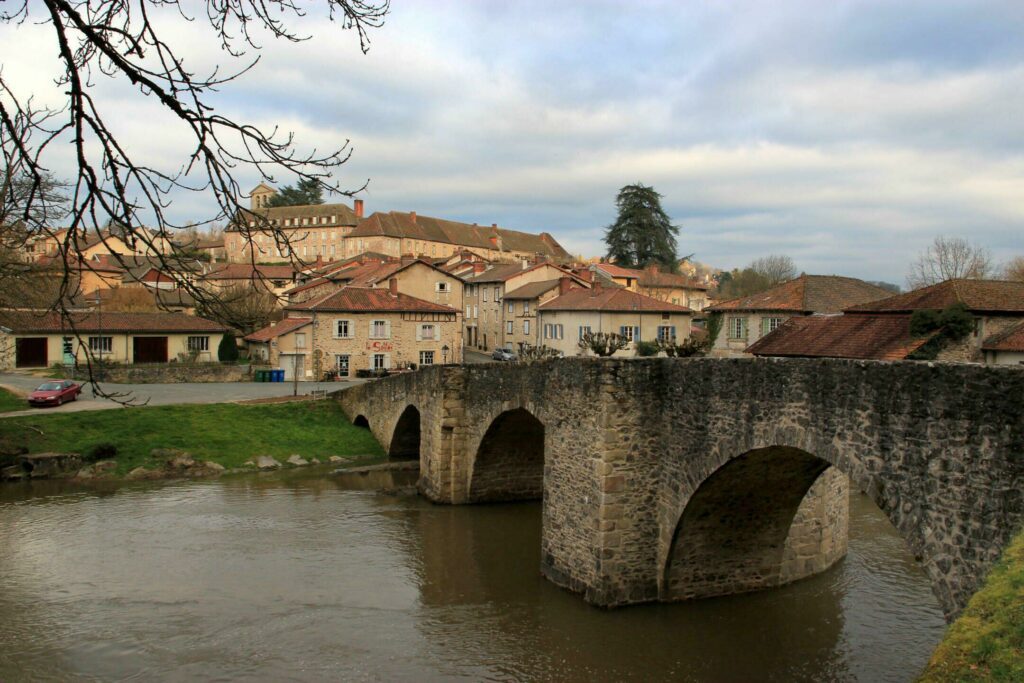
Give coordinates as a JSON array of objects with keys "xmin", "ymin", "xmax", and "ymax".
[
  {"xmin": 619, "ymin": 326, "xmax": 639, "ymax": 343},
  {"xmin": 336, "ymin": 354, "xmax": 350, "ymax": 377},
  {"xmin": 373, "ymin": 353, "xmax": 387, "ymax": 371},
  {"xmin": 420, "ymin": 350, "xmax": 435, "ymax": 366},
  {"xmin": 436, "ymin": 282, "xmax": 450, "ymax": 293},
  {"xmin": 483, "ymin": 288, "xmax": 488, "ymax": 302},
  {"xmin": 295, "ymin": 332, "xmax": 307, "ymax": 349},
  {"xmin": 523, "ymin": 320, "xmax": 530, "ymax": 335},
  {"xmin": 508, "ymin": 301, "xmax": 514, "ymax": 314},
  {"xmin": 187, "ymin": 336, "xmax": 210, "ymax": 352},
  {"xmin": 506, "ymin": 321, "xmax": 513, "ymax": 335},
  {"xmin": 523, "ymin": 301, "xmax": 530, "ymax": 315},
  {"xmin": 494, "ymin": 287, "xmax": 501, "ymax": 302},
  {"xmin": 473, "ymin": 306, "xmax": 479, "ymax": 319},
  {"xmin": 370, "ymin": 320, "xmax": 389, "ymax": 339},
  {"xmin": 578, "ymin": 325, "xmax": 592, "ymax": 340},
  {"xmin": 335, "ymin": 320, "xmax": 352, "ymax": 339},
  {"xmin": 88, "ymin": 336, "xmax": 112, "ymax": 353},
  {"xmin": 419, "ymin": 324, "xmax": 436, "ymax": 340},
  {"xmin": 466, "ymin": 305, "xmax": 471, "ymax": 318},
  {"xmin": 729, "ymin": 317, "xmax": 748, "ymax": 340},
  {"xmin": 542, "ymin": 324, "xmax": 563, "ymax": 340},
  {"xmin": 657, "ymin": 326, "xmax": 676, "ymax": 342},
  {"xmin": 761, "ymin": 317, "xmax": 784, "ymax": 335}
]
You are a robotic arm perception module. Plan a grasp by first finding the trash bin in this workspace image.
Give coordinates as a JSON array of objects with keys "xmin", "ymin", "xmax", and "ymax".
[
  {"xmin": 255, "ymin": 369, "xmax": 266, "ymax": 382},
  {"xmin": 273, "ymin": 369, "xmax": 284, "ymax": 382}
]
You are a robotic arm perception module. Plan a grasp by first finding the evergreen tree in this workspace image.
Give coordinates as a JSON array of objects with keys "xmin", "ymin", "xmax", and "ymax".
[
  {"xmin": 218, "ymin": 332, "xmax": 239, "ymax": 362},
  {"xmin": 267, "ymin": 178, "xmax": 325, "ymax": 207},
  {"xmin": 604, "ymin": 183, "xmax": 679, "ymax": 271}
]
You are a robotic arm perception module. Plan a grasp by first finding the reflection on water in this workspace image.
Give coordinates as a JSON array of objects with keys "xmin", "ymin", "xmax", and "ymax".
[{"xmin": 0, "ymin": 474, "xmax": 945, "ymax": 682}]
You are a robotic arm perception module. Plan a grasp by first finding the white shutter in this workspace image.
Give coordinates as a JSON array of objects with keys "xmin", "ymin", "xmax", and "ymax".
[
  {"xmin": 416, "ymin": 324, "xmax": 423, "ymax": 341},
  {"xmin": 384, "ymin": 353, "xmax": 392, "ymax": 369},
  {"xmin": 385, "ymin": 320, "xmax": 392, "ymax": 339}
]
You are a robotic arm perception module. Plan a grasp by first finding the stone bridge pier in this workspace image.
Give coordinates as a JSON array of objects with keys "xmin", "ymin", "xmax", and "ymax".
[{"xmin": 337, "ymin": 357, "xmax": 1024, "ymax": 619}]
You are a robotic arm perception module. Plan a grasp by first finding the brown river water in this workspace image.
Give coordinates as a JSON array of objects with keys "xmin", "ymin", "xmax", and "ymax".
[{"xmin": 0, "ymin": 469, "xmax": 945, "ymax": 682}]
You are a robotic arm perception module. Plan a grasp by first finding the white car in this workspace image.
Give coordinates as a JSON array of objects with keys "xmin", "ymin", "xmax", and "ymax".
[{"xmin": 491, "ymin": 348, "xmax": 516, "ymax": 361}]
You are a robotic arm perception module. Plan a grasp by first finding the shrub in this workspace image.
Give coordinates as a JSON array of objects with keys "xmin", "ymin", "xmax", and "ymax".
[
  {"xmin": 84, "ymin": 443, "xmax": 118, "ymax": 463},
  {"xmin": 578, "ymin": 331, "xmax": 628, "ymax": 357},
  {"xmin": 635, "ymin": 340, "xmax": 660, "ymax": 357},
  {"xmin": 218, "ymin": 333, "xmax": 239, "ymax": 362},
  {"xmin": 908, "ymin": 303, "xmax": 975, "ymax": 360}
]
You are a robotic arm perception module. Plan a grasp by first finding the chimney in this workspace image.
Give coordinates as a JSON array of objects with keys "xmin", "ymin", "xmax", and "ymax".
[
  {"xmin": 409, "ymin": 211, "xmax": 417, "ymax": 224},
  {"xmin": 559, "ymin": 276, "xmax": 572, "ymax": 296},
  {"xmin": 354, "ymin": 199, "xmax": 364, "ymax": 218},
  {"xmin": 473, "ymin": 262, "xmax": 486, "ymax": 274},
  {"xmin": 591, "ymin": 279, "xmax": 603, "ymax": 296},
  {"xmin": 578, "ymin": 269, "xmax": 594, "ymax": 283},
  {"xmin": 521, "ymin": 259, "xmax": 529, "ymax": 270},
  {"xmin": 491, "ymin": 223, "xmax": 497, "ymax": 230},
  {"xmin": 389, "ymin": 277, "xmax": 398, "ymax": 296},
  {"xmin": 315, "ymin": 255, "xmax": 323, "ymax": 268}
]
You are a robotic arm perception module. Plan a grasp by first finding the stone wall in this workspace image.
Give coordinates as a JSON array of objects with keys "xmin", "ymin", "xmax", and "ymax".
[
  {"xmin": 337, "ymin": 356, "xmax": 1024, "ymax": 619},
  {"xmin": 69, "ymin": 363, "xmax": 249, "ymax": 384}
]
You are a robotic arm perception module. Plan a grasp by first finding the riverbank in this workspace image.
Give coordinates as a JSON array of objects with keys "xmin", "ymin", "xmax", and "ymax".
[
  {"xmin": 0, "ymin": 399, "xmax": 385, "ymax": 476},
  {"xmin": 918, "ymin": 529, "xmax": 1024, "ymax": 682}
]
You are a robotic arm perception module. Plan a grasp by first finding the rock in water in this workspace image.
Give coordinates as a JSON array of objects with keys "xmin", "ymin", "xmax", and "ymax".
[
  {"xmin": 255, "ymin": 455, "xmax": 281, "ymax": 470},
  {"xmin": 287, "ymin": 454, "xmax": 309, "ymax": 467}
]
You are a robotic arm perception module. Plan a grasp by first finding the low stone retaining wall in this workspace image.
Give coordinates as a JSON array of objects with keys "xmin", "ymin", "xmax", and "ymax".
[{"xmin": 68, "ymin": 363, "xmax": 251, "ymax": 384}]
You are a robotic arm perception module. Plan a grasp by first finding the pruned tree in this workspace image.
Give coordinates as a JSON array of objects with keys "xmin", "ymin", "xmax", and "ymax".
[
  {"xmin": 604, "ymin": 183, "xmax": 679, "ymax": 272},
  {"xmin": 907, "ymin": 236, "xmax": 993, "ymax": 290},
  {"xmin": 749, "ymin": 255, "xmax": 797, "ymax": 286},
  {"xmin": 515, "ymin": 342, "xmax": 562, "ymax": 363},
  {"xmin": 578, "ymin": 331, "xmax": 628, "ymax": 357},
  {"xmin": 0, "ymin": 1, "xmax": 387, "ymax": 401}
]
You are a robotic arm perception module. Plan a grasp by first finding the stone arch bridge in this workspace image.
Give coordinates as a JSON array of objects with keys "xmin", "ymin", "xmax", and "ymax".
[{"xmin": 337, "ymin": 357, "xmax": 1024, "ymax": 619}]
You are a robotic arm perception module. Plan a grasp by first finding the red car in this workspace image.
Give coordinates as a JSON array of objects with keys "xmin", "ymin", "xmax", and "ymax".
[{"xmin": 28, "ymin": 380, "xmax": 82, "ymax": 407}]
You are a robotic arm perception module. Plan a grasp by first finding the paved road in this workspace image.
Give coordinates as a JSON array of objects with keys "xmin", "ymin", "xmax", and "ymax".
[
  {"xmin": 462, "ymin": 348, "xmax": 497, "ymax": 364},
  {"xmin": 0, "ymin": 372, "xmax": 358, "ymax": 418}
]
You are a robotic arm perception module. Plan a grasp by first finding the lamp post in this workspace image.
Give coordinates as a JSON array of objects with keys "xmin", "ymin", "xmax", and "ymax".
[{"xmin": 441, "ymin": 344, "xmax": 449, "ymax": 365}]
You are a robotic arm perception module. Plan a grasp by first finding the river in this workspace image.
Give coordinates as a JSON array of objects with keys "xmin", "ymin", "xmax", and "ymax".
[{"xmin": 0, "ymin": 469, "xmax": 945, "ymax": 682}]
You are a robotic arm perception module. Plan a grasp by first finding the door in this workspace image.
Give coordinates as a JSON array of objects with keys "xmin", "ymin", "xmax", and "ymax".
[
  {"xmin": 336, "ymin": 354, "xmax": 350, "ymax": 378},
  {"xmin": 15, "ymin": 337, "xmax": 48, "ymax": 368},
  {"xmin": 62, "ymin": 337, "xmax": 75, "ymax": 366},
  {"xmin": 133, "ymin": 336, "xmax": 168, "ymax": 363},
  {"xmin": 281, "ymin": 354, "xmax": 305, "ymax": 381}
]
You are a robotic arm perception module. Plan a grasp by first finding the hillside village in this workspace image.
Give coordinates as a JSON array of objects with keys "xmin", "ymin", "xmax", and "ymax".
[{"xmin": 1, "ymin": 183, "xmax": 1022, "ymax": 375}]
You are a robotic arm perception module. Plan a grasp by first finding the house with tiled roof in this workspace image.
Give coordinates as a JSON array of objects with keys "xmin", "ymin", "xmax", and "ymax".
[
  {"xmin": 246, "ymin": 279, "xmax": 462, "ymax": 379},
  {"xmin": 982, "ymin": 320, "xmax": 1024, "ymax": 365},
  {"xmin": 0, "ymin": 310, "xmax": 227, "ymax": 369},
  {"xmin": 745, "ymin": 314, "xmax": 932, "ymax": 361},
  {"xmin": 345, "ymin": 210, "xmax": 571, "ymax": 264},
  {"xmin": 199, "ymin": 263, "xmax": 300, "ymax": 297},
  {"xmin": 591, "ymin": 263, "xmax": 710, "ymax": 311},
  {"xmin": 502, "ymin": 274, "xmax": 592, "ymax": 350},
  {"xmin": 705, "ymin": 275, "xmax": 894, "ymax": 357},
  {"xmin": 537, "ymin": 280, "xmax": 693, "ymax": 358}
]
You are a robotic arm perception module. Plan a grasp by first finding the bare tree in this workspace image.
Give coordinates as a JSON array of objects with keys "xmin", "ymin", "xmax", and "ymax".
[
  {"xmin": 749, "ymin": 255, "xmax": 797, "ymax": 286},
  {"xmin": 578, "ymin": 331, "xmax": 628, "ymax": 357},
  {"xmin": 0, "ymin": 0, "xmax": 388, "ymax": 399},
  {"xmin": 196, "ymin": 283, "xmax": 278, "ymax": 335},
  {"xmin": 1003, "ymin": 255, "xmax": 1024, "ymax": 283},
  {"xmin": 907, "ymin": 236, "xmax": 993, "ymax": 290}
]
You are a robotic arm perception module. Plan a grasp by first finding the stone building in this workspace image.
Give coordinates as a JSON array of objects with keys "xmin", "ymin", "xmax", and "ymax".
[
  {"xmin": 983, "ymin": 321, "xmax": 1024, "ymax": 365},
  {"xmin": 463, "ymin": 261, "xmax": 578, "ymax": 351},
  {"xmin": 248, "ymin": 280, "xmax": 461, "ymax": 379},
  {"xmin": 536, "ymin": 282, "xmax": 693, "ymax": 357},
  {"xmin": 590, "ymin": 263, "xmax": 710, "ymax": 311},
  {"xmin": 706, "ymin": 275, "xmax": 894, "ymax": 357},
  {"xmin": 502, "ymin": 275, "xmax": 591, "ymax": 350},
  {"xmin": 198, "ymin": 263, "xmax": 299, "ymax": 298}
]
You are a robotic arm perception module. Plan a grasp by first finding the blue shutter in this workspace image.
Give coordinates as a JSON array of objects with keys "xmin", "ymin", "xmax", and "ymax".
[
  {"xmin": 634, "ymin": 326, "xmax": 641, "ymax": 342},
  {"xmin": 671, "ymin": 326, "xmax": 677, "ymax": 340}
]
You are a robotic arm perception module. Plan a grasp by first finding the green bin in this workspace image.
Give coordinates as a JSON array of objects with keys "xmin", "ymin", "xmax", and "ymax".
[{"xmin": 255, "ymin": 369, "xmax": 267, "ymax": 382}]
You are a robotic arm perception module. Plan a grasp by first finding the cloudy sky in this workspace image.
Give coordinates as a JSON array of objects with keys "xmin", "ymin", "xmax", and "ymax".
[{"xmin": 3, "ymin": 0, "xmax": 1024, "ymax": 283}]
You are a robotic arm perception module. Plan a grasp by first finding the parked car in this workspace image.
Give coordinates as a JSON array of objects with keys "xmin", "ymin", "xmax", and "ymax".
[
  {"xmin": 27, "ymin": 380, "xmax": 82, "ymax": 407},
  {"xmin": 491, "ymin": 348, "xmax": 517, "ymax": 362}
]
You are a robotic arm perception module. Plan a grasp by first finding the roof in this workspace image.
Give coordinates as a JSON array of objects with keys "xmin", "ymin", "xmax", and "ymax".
[
  {"xmin": 287, "ymin": 287, "xmax": 458, "ymax": 314},
  {"xmin": 463, "ymin": 261, "xmax": 573, "ymax": 284},
  {"xmin": 349, "ymin": 211, "xmax": 570, "ymax": 260},
  {"xmin": 0, "ymin": 310, "xmax": 226, "ymax": 334},
  {"xmin": 708, "ymin": 275, "xmax": 893, "ymax": 314},
  {"xmin": 244, "ymin": 317, "xmax": 312, "ymax": 343},
  {"xmin": 982, "ymin": 320, "xmax": 1024, "ymax": 352},
  {"xmin": 539, "ymin": 286, "xmax": 693, "ymax": 313},
  {"xmin": 847, "ymin": 279, "xmax": 1024, "ymax": 314},
  {"xmin": 503, "ymin": 279, "xmax": 564, "ymax": 300},
  {"xmin": 202, "ymin": 264, "xmax": 297, "ymax": 281},
  {"xmin": 745, "ymin": 314, "xmax": 930, "ymax": 360},
  {"xmin": 594, "ymin": 263, "xmax": 643, "ymax": 279},
  {"xmin": 231, "ymin": 202, "xmax": 359, "ymax": 229},
  {"xmin": 637, "ymin": 268, "xmax": 709, "ymax": 292}
]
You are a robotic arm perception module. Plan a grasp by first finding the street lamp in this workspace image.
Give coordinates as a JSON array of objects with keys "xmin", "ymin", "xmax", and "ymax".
[{"xmin": 441, "ymin": 344, "xmax": 450, "ymax": 365}]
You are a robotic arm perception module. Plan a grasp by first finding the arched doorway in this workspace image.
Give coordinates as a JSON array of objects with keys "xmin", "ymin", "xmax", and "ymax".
[
  {"xmin": 353, "ymin": 415, "xmax": 370, "ymax": 429},
  {"xmin": 468, "ymin": 408, "xmax": 544, "ymax": 503},
  {"xmin": 389, "ymin": 405, "xmax": 421, "ymax": 460},
  {"xmin": 663, "ymin": 446, "xmax": 848, "ymax": 601}
]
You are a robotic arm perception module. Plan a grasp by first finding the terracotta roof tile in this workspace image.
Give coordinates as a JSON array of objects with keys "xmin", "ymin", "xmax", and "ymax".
[
  {"xmin": 539, "ymin": 286, "xmax": 693, "ymax": 313},
  {"xmin": 847, "ymin": 279, "xmax": 1024, "ymax": 314},
  {"xmin": 0, "ymin": 310, "xmax": 226, "ymax": 333},
  {"xmin": 982, "ymin": 320, "xmax": 1024, "ymax": 352},
  {"xmin": 244, "ymin": 317, "xmax": 312, "ymax": 342},
  {"xmin": 708, "ymin": 275, "xmax": 893, "ymax": 314},
  {"xmin": 745, "ymin": 314, "xmax": 930, "ymax": 360},
  {"xmin": 503, "ymin": 279, "xmax": 564, "ymax": 300},
  {"xmin": 287, "ymin": 287, "xmax": 457, "ymax": 314},
  {"xmin": 202, "ymin": 263, "xmax": 297, "ymax": 281}
]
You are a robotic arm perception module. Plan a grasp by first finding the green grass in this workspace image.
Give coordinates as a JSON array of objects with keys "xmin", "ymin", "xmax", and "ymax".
[
  {"xmin": 0, "ymin": 387, "xmax": 26, "ymax": 413},
  {"xmin": 918, "ymin": 529, "xmax": 1024, "ymax": 682},
  {"xmin": 0, "ymin": 400, "xmax": 385, "ymax": 474}
]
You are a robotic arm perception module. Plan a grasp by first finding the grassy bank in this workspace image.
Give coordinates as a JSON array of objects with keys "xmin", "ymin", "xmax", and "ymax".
[
  {"xmin": 0, "ymin": 400, "xmax": 385, "ymax": 474},
  {"xmin": 0, "ymin": 387, "xmax": 25, "ymax": 413},
  {"xmin": 918, "ymin": 529, "xmax": 1024, "ymax": 682}
]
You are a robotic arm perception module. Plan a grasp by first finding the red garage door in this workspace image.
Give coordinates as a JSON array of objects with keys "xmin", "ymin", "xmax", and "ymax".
[
  {"xmin": 133, "ymin": 336, "xmax": 168, "ymax": 364},
  {"xmin": 15, "ymin": 337, "xmax": 48, "ymax": 368}
]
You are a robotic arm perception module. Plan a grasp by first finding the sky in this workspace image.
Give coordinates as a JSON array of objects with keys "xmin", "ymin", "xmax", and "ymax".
[{"xmin": 3, "ymin": 0, "xmax": 1024, "ymax": 283}]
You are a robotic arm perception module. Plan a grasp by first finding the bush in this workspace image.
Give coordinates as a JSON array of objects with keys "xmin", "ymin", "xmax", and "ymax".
[
  {"xmin": 84, "ymin": 443, "xmax": 118, "ymax": 463},
  {"xmin": 635, "ymin": 340, "xmax": 660, "ymax": 357},
  {"xmin": 218, "ymin": 333, "xmax": 239, "ymax": 362},
  {"xmin": 908, "ymin": 303, "xmax": 975, "ymax": 360}
]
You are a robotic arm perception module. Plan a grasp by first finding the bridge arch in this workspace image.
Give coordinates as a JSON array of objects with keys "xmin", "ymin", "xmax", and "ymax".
[
  {"xmin": 389, "ymin": 405, "xmax": 421, "ymax": 460},
  {"xmin": 353, "ymin": 414, "xmax": 370, "ymax": 429},
  {"xmin": 467, "ymin": 407, "xmax": 545, "ymax": 503}
]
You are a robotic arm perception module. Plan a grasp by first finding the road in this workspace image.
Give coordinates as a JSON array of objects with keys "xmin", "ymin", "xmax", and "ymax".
[{"xmin": 0, "ymin": 373, "xmax": 358, "ymax": 418}]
